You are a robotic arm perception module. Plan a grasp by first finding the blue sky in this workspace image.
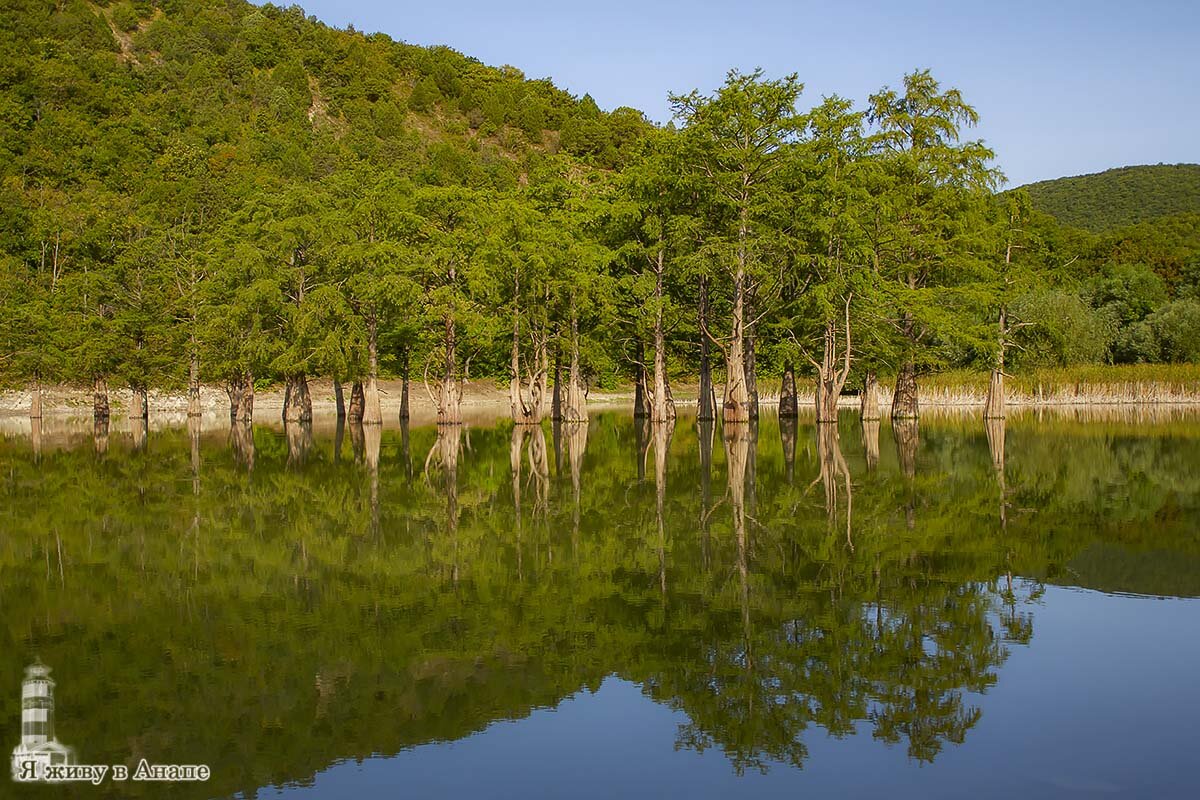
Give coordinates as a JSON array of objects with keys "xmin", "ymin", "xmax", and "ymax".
[{"xmin": 282, "ymin": 0, "xmax": 1199, "ymax": 186}]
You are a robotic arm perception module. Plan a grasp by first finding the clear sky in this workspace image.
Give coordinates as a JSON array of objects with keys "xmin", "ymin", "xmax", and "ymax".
[{"xmin": 281, "ymin": 0, "xmax": 1199, "ymax": 187}]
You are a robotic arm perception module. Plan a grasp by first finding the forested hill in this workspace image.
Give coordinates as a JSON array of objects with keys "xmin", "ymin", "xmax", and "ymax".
[
  {"xmin": 0, "ymin": 0, "xmax": 648, "ymax": 192},
  {"xmin": 1020, "ymin": 164, "xmax": 1200, "ymax": 232}
]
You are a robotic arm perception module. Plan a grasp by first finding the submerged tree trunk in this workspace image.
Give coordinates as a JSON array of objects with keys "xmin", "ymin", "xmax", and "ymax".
[
  {"xmin": 509, "ymin": 308, "xmax": 548, "ymax": 426},
  {"xmin": 239, "ymin": 373, "xmax": 254, "ymax": 423},
  {"xmin": 744, "ymin": 292, "xmax": 759, "ymax": 420},
  {"xmin": 860, "ymin": 370, "xmax": 880, "ymax": 421},
  {"xmin": 399, "ymin": 348, "xmax": 410, "ymax": 422},
  {"xmin": 892, "ymin": 361, "xmax": 919, "ymax": 420},
  {"xmin": 723, "ymin": 272, "xmax": 751, "ymax": 423},
  {"xmin": 779, "ymin": 362, "xmax": 798, "ymax": 418},
  {"xmin": 93, "ymin": 376, "xmax": 110, "ymax": 421},
  {"xmin": 563, "ymin": 311, "xmax": 588, "ymax": 423},
  {"xmin": 551, "ymin": 346, "xmax": 563, "ymax": 422},
  {"xmin": 435, "ymin": 315, "xmax": 463, "ymax": 425},
  {"xmin": 363, "ymin": 317, "xmax": 382, "ymax": 425},
  {"xmin": 633, "ymin": 339, "xmax": 651, "ymax": 419},
  {"xmin": 283, "ymin": 374, "xmax": 312, "ymax": 423},
  {"xmin": 697, "ymin": 276, "xmax": 717, "ymax": 422},
  {"xmin": 187, "ymin": 350, "xmax": 201, "ymax": 418},
  {"xmin": 129, "ymin": 384, "xmax": 148, "ymax": 420},
  {"xmin": 29, "ymin": 377, "xmax": 42, "ymax": 419},
  {"xmin": 333, "ymin": 379, "xmax": 346, "ymax": 419},
  {"xmin": 348, "ymin": 381, "xmax": 365, "ymax": 423},
  {"xmin": 650, "ymin": 256, "xmax": 675, "ymax": 423},
  {"xmin": 814, "ymin": 300, "xmax": 852, "ymax": 424}
]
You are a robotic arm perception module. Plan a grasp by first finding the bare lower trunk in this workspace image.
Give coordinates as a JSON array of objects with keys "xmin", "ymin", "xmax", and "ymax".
[
  {"xmin": 283, "ymin": 374, "xmax": 312, "ymax": 423},
  {"xmin": 744, "ymin": 292, "xmax": 759, "ymax": 420},
  {"xmin": 399, "ymin": 349, "xmax": 410, "ymax": 421},
  {"xmin": 239, "ymin": 374, "xmax": 254, "ymax": 423},
  {"xmin": 984, "ymin": 368, "xmax": 1005, "ymax": 420},
  {"xmin": 891, "ymin": 361, "xmax": 919, "ymax": 420},
  {"xmin": 697, "ymin": 276, "xmax": 716, "ymax": 421},
  {"xmin": 779, "ymin": 363, "xmax": 798, "ymax": 418},
  {"xmin": 551, "ymin": 346, "xmax": 563, "ymax": 421},
  {"xmin": 650, "ymin": 291, "xmax": 675, "ymax": 422},
  {"xmin": 436, "ymin": 315, "xmax": 463, "ymax": 425},
  {"xmin": 860, "ymin": 370, "xmax": 880, "ymax": 421},
  {"xmin": 129, "ymin": 384, "xmax": 148, "ymax": 420},
  {"xmin": 334, "ymin": 379, "xmax": 346, "ymax": 419},
  {"xmin": 227, "ymin": 375, "xmax": 243, "ymax": 421},
  {"xmin": 563, "ymin": 312, "xmax": 588, "ymax": 422},
  {"xmin": 363, "ymin": 318, "xmax": 382, "ymax": 425},
  {"xmin": 187, "ymin": 350, "xmax": 201, "ymax": 417},
  {"xmin": 633, "ymin": 339, "xmax": 651, "ymax": 419},
  {"xmin": 816, "ymin": 303, "xmax": 852, "ymax": 424},
  {"xmin": 93, "ymin": 376, "xmax": 110, "ymax": 421},
  {"xmin": 723, "ymin": 277, "xmax": 751, "ymax": 423},
  {"xmin": 509, "ymin": 314, "xmax": 548, "ymax": 425},
  {"xmin": 30, "ymin": 378, "xmax": 42, "ymax": 419},
  {"xmin": 348, "ymin": 381, "xmax": 365, "ymax": 423}
]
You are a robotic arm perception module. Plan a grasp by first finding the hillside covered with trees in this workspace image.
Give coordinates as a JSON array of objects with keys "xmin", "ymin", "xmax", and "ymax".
[
  {"xmin": 1, "ymin": 0, "xmax": 1199, "ymax": 429},
  {"xmin": 1020, "ymin": 164, "xmax": 1200, "ymax": 232}
]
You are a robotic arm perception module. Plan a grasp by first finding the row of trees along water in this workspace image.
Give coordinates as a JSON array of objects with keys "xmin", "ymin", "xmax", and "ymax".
[{"xmin": 6, "ymin": 21, "xmax": 1197, "ymax": 427}]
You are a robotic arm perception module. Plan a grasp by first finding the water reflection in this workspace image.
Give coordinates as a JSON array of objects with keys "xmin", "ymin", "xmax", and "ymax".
[{"xmin": 0, "ymin": 409, "xmax": 1198, "ymax": 798}]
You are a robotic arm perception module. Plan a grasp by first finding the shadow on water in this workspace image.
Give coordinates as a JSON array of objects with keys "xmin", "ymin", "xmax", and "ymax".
[{"xmin": 1, "ymin": 407, "xmax": 1199, "ymax": 797}]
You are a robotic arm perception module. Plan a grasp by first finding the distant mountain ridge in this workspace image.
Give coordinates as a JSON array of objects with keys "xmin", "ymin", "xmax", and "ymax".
[{"xmin": 1019, "ymin": 164, "xmax": 1200, "ymax": 232}]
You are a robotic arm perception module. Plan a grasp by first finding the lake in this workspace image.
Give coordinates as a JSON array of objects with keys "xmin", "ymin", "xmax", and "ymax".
[{"xmin": 2, "ymin": 409, "xmax": 1199, "ymax": 799}]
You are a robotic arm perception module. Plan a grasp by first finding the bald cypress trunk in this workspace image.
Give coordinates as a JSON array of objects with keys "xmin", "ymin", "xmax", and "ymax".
[
  {"xmin": 29, "ymin": 376, "xmax": 42, "ymax": 419},
  {"xmin": 399, "ymin": 349, "xmax": 410, "ymax": 422},
  {"xmin": 187, "ymin": 349, "xmax": 201, "ymax": 418},
  {"xmin": 563, "ymin": 310, "xmax": 588, "ymax": 423},
  {"xmin": 348, "ymin": 382, "xmax": 365, "ymax": 422},
  {"xmin": 723, "ymin": 272, "xmax": 751, "ymax": 423},
  {"xmin": 129, "ymin": 384, "xmax": 148, "ymax": 420},
  {"xmin": 779, "ymin": 362, "xmax": 798, "ymax": 418},
  {"xmin": 697, "ymin": 276, "xmax": 716, "ymax": 422},
  {"xmin": 93, "ymin": 376, "xmax": 110, "ymax": 421},
  {"xmin": 892, "ymin": 361, "xmax": 919, "ymax": 420},
  {"xmin": 239, "ymin": 373, "xmax": 254, "ymax": 423},
  {"xmin": 649, "ymin": 250, "xmax": 676, "ymax": 423},
  {"xmin": 744, "ymin": 292, "xmax": 759, "ymax": 420},
  {"xmin": 333, "ymin": 379, "xmax": 346, "ymax": 419},
  {"xmin": 437, "ymin": 315, "xmax": 463, "ymax": 425},
  {"xmin": 633, "ymin": 339, "xmax": 651, "ymax": 419},
  {"xmin": 860, "ymin": 370, "xmax": 880, "ymax": 422},
  {"xmin": 363, "ymin": 317, "xmax": 382, "ymax": 425},
  {"xmin": 283, "ymin": 374, "xmax": 312, "ymax": 423}
]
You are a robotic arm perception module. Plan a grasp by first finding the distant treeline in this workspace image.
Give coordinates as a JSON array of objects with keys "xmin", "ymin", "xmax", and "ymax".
[
  {"xmin": 1021, "ymin": 164, "xmax": 1200, "ymax": 232},
  {"xmin": 1, "ymin": 0, "xmax": 1198, "ymax": 427}
]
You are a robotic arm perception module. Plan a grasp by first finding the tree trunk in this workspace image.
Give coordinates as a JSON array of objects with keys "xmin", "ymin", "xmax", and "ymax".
[
  {"xmin": 816, "ymin": 302, "xmax": 852, "ymax": 424},
  {"xmin": 723, "ymin": 274, "xmax": 751, "ymax": 423},
  {"xmin": 187, "ymin": 350, "xmax": 201, "ymax": 417},
  {"xmin": 334, "ymin": 379, "xmax": 346, "ymax": 419},
  {"xmin": 348, "ymin": 382, "xmax": 365, "ymax": 422},
  {"xmin": 860, "ymin": 370, "xmax": 880, "ymax": 421},
  {"xmin": 633, "ymin": 339, "xmax": 651, "ymax": 418},
  {"xmin": 239, "ymin": 373, "xmax": 254, "ymax": 423},
  {"xmin": 551, "ymin": 346, "xmax": 563, "ymax": 421},
  {"xmin": 509, "ymin": 306, "xmax": 548, "ymax": 426},
  {"xmin": 743, "ymin": 293, "xmax": 759, "ymax": 420},
  {"xmin": 226, "ymin": 375, "xmax": 243, "ymax": 421},
  {"xmin": 283, "ymin": 374, "xmax": 312, "ymax": 423},
  {"xmin": 697, "ymin": 276, "xmax": 716, "ymax": 421},
  {"xmin": 780, "ymin": 362, "xmax": 798, "ymax": 418},
  {"xmin": 650, "ymin": 252, "xmax": 676, "ymax": 423},
  {"xmin": 93, "ymin": 376, "xmax": 110, "ymax": 421},
  {"xmin": 984, "ymin": 369, "xmax": 1006, "ymax": 420},
  {"xmin": 563, "ymin": 311, "xmax": 588, "ymax": 422},
  {"xmin": 129, "ymin": 384, "xmax": 148, "ymax": 420},
  {"xmin": 399, "ymin": 350, "xmax": 410, "ymax": 422},
  {"xmin": 363, "ymin": 317, "xmax": 382, "ymax": 425},
  {"xmin": 437, "ymin": 315, "xmax": 463, "ymax": 425},
  {"xmin": 29, "ymin": 377, "xmax": 42, "ymax": 419},
  {"xmin": 892, "ymin": 361, "xmax": 919, "ymax": 420}
]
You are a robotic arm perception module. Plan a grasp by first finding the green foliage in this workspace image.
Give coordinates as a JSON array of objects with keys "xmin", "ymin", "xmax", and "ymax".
[{"xmin": 1021, "ymin": 164, "xmax": 1200, "ymax": 232}]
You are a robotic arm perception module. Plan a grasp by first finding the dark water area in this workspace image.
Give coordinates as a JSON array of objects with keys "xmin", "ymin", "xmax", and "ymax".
[{"xmin": 2, "ymin": 410, "xmax": 1199, "ymax": 799}]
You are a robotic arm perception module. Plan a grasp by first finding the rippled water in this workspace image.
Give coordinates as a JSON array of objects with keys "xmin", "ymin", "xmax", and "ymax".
[{"xmin": 2, "ymin": 410, "xmax": 1198, "ymax": 799}]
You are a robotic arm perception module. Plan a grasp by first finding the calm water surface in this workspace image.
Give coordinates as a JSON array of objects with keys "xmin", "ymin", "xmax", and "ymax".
[{"xmin": 2, "ymin": 410, "xmax": 1198, "ymax": 799}]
